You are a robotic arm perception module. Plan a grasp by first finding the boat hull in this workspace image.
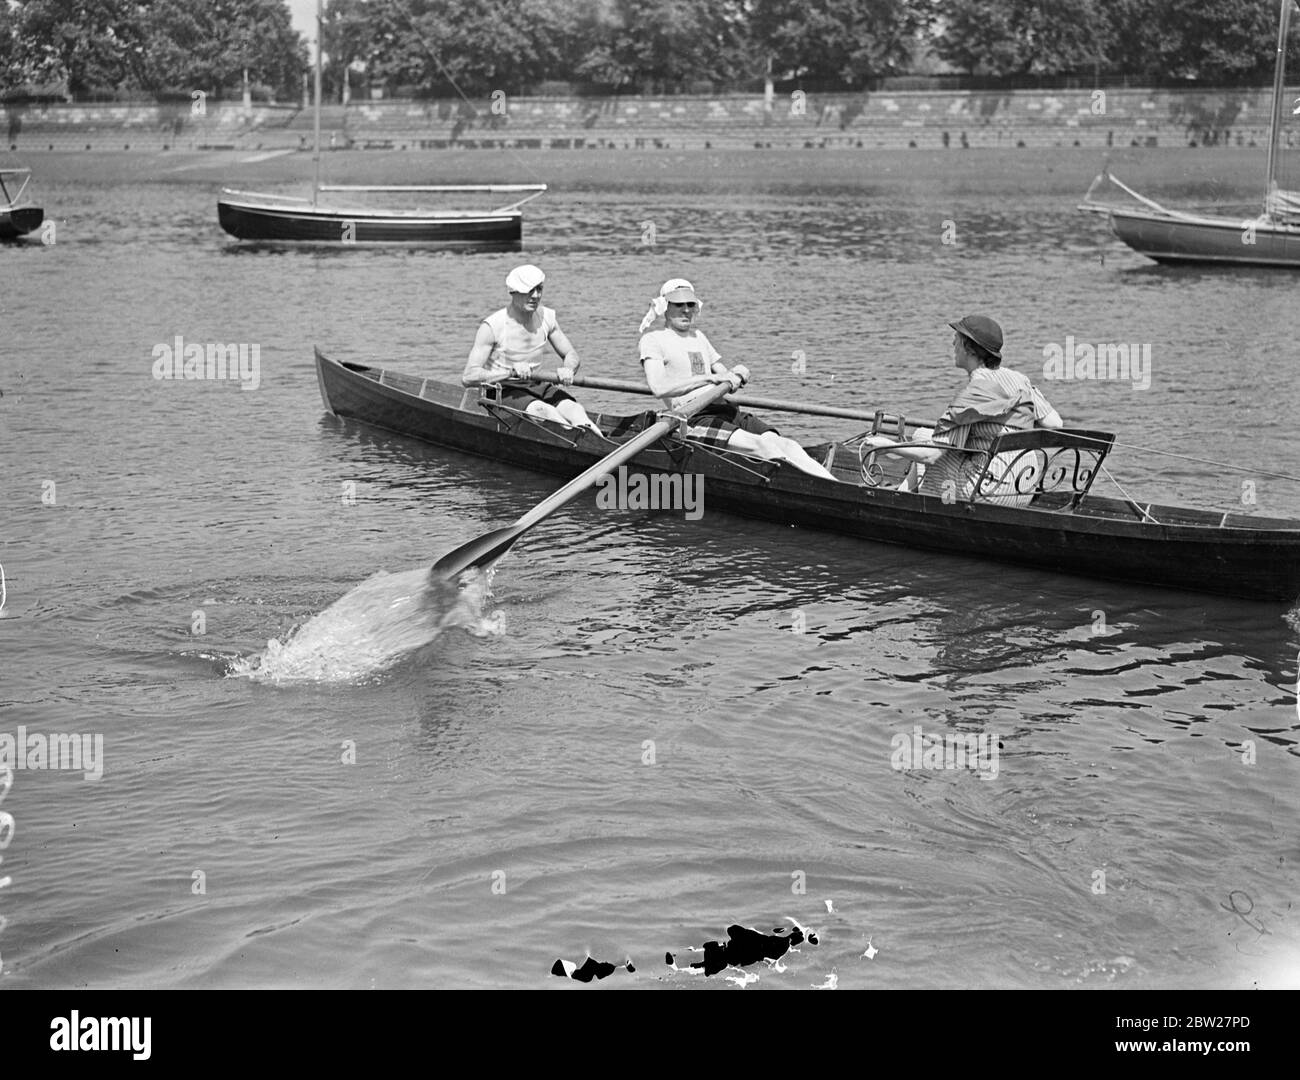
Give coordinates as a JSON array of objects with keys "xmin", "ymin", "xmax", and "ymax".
[
  {"xmin": 314, "ymin": 351, "xmax": 1300, "ymax": 600},
  {"xmin": 1106, "ymin": 207, "xmax": 1300, "ymax": 267},
  {"xmin": 218, "ymin": 196, "xmax": 522, "ymax": 247},
  {"xmin": 0, "ymin": 205, "xmax": 43, "ymax": 240}
]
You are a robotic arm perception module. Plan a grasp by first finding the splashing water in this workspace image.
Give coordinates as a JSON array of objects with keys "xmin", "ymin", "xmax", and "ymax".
[{"xmin": 229, "ymin": 566, "xmax": 503, "ymax": 684}]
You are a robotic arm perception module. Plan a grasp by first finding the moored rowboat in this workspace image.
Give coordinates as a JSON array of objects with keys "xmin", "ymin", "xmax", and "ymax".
[
  {"xmin": 0, "ymin": 168, "xmax": 43, "ymax": 240},
  {"xmin": 217, "ymin": 188, "xmax": 529, "ymax": 246},
  {"xmin": 314, "ymin": 349, "xmax": 1300, "ymax": 601}
]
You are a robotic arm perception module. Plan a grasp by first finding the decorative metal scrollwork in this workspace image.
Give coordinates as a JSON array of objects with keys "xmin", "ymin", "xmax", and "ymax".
[
  {"xmin": 977, "ymin": 449, "xmax": 1044, "ymax": 498},
  {"xmin": 859, "ymin": 444, "xmax": 885, "ymax": 487},
  {"xmin": 974, "ymin": 445, "xmax": 1104, "ymax": 502}
]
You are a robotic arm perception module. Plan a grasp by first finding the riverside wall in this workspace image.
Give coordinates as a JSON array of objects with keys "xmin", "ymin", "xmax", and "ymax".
[{"xmin": 2, "ymin": 87, "xmax": 1291, "ymax": 153}]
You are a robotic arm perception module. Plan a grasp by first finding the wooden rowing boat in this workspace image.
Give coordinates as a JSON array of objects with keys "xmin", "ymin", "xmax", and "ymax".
[{"xmin": 314, "ymin": 349, "xmax": 1300, "ymax": 600}]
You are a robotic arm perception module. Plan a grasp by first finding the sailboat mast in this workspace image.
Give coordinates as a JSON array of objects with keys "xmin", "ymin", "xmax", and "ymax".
[
  {"xmin": 312, "ymin": 0, "xmax": 323, "ymax": 207},
  {"xmin": 1264, "ymin": 0, "xmax": 1293, "ymax": 217}
]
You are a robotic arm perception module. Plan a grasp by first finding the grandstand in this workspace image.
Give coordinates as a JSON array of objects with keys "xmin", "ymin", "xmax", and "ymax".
[{"xmin": 2, "ymin": 87, "xmax": 1285, "ymax": 153}]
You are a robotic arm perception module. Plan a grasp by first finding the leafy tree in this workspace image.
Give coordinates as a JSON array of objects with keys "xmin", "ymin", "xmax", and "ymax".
[
  {"xmin": 0, "ymin": 3, "xmax": 21, "ymax": 90},
  {"xmin": 12, "ymin": 0, "xmax": 142, "ymax": 98},
  {"xmin": 930, "ymin": 0, "xmax": 1110, "ymax": 77},
  {"xmin": 1105, "ymin": 0, "xmax": 1284, "ymax": 83},
  {"xmin": 10, "ymin": 0, "xmax": 304, "ymax": 100},
  {"xmin": 351, "ymin": 0, "xmax": 577, "ymax": 96},
  {"xmin": 743, "ymin": 0, "xmax": 932, "ymax": 86}
]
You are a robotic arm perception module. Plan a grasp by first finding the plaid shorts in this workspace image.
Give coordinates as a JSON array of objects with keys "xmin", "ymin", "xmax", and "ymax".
[
  {"xmin": 683, "ymin": 403, "xmax": 776, "ymax": 448},
  {"xmin": 496, "ymin": 382, "xmax": 575, "ymax": 410}
]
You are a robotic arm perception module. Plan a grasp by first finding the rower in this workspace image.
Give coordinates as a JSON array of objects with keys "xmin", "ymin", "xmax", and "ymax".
[
  {"xmin": 462, "ymin": 264, "xmax": 602, "ymax": 434},
  {"xmin": 637, "ymin": 278, "xmax": 836, "ymax": 481}
]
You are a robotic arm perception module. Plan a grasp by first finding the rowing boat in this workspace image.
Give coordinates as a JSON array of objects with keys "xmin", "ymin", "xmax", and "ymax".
[
  {"xmin": 0, "ymin": 168, "xmax": 43, "ymax": 240},
  {"xmin": 314, "ymin": 349, "xmax": 1300, "ymax": 600}
]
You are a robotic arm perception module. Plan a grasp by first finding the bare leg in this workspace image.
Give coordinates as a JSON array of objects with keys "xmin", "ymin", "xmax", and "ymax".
[
  {"xmin": 725, "ymin": 430, "xmax": 837, "ymax": 480},
  {"xmin": 553, "ymin": 399, "xmax": 603, "ymax": 434},
  {"xmin": 524, "ymin": 399, "xmax": 601, "ymax": 433},
  {"xmin": 523, "ymin": 400, "xmax": 569, "ymax": 424}
]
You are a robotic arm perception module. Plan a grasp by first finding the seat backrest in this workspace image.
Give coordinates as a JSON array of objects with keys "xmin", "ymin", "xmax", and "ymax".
[{"xmin": 968, "ymin": 428, "xmax": 1115, "ymax": 507}]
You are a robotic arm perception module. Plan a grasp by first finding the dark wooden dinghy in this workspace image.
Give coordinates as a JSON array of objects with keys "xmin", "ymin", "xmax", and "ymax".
[{"xmin": 0, "ymin": 168, "xmax": 43, "ymax": 240}]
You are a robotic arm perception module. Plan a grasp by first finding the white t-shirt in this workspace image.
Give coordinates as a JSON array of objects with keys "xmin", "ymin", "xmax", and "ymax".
[{"xmin": 639, "ymin": 327, "xmax": 723, "ymax": 409}]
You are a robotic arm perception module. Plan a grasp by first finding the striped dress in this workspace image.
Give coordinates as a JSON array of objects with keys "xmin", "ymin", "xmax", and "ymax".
[{"xmin": 918, "ymin": 366, "xmax": 1055, "ymax": 505}]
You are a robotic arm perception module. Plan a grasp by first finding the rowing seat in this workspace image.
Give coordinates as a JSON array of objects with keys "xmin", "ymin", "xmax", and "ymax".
[{"xmin": 967, "ymin": 428, "xmax": 1115, "ymax": 509}]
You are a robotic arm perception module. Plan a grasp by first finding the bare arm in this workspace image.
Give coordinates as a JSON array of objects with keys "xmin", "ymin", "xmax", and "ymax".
[
  {"xmin": 862, "ymin": 424, "xmax": 952, "ymax": 464},
  {"xmin": 548, "ymin": 323, "xmax": 580, "ymax": 372},
  {"xmin": 861, "ymin": 439, "xmax": 946, "ymax": 465},
  {"xmin": 640, "ymin": 354, "xmax": 728, "ymax": 400},
  {"xmin": 463, "ymin": 323, "xmax": 531, "ymax": 386}
]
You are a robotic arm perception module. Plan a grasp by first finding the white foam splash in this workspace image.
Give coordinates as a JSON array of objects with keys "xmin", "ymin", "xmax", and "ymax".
[{"xmin": 229, "ymin": 567, "xmax": 502, "ymax": 684}]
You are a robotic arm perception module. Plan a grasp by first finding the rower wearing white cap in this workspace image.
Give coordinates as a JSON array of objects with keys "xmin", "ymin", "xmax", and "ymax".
[
  {"xmin": 638, "ymin": 278, "xmax": 835, "ymax": 480},
  {"xmin": 463, "ymin": 264, "xmax": 602, "ymax": 434}
]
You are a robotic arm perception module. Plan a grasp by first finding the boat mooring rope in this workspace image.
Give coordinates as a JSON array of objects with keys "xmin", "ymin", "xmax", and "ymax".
[
  {"xmin": 1072, "ymin": 433, "xmax": 1300, "ymax": 486},
  {"xmin": 1100, "ymin": 465, "xmax": 1161, "ymax": 523}
]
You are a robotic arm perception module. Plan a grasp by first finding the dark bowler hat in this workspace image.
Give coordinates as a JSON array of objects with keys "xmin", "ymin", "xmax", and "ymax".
[{"xmin": 948, "ymin": 315, "xmax": 1003, "ymax": 358}]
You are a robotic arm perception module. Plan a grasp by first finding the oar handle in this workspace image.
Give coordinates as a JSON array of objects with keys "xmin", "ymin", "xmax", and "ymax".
[{"xmin": 534, "ymin": 370, "xmax": 933, "ymax": 430}]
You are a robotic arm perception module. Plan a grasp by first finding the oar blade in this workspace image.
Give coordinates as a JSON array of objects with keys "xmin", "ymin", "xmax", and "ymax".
[{"xmin": 431, "ymin": 524, "xmax": 523, "ymax": 580}]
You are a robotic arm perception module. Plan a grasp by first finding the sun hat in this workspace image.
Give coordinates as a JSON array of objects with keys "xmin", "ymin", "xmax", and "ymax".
[
  {"xmin": 948, "ymin": 315, "xmax": 1003, "ymax": 358},
  {"xmin": 661, "ymin": 280, "xmax": 699, "ymax": 304},
  {"xmin": 506, "ymin": 264, "xmax": 545, "ymax": 293},
  {"xmin": 638, "ymin": 278, "xmax": 703, "ymax": 333}
]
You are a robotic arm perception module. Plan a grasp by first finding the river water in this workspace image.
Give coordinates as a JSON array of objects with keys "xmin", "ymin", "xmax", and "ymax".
[{"xmin": 1, "ymin": 151, "xmax": 1298, "ymax": 991}]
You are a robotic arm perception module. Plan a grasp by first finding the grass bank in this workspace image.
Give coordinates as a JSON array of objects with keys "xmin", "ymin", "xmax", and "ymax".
[{"xmin": 17, "ymin": 144, "xmax": 1276, "ymax": 204}]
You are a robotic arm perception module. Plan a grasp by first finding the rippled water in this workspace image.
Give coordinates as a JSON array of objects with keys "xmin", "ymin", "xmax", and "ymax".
[{"xmin": 1, "ymin": 153, "xmax": 1298, "ymax": 990}]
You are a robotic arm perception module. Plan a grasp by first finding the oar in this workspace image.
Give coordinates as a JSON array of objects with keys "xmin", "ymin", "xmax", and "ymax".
[
  {"xmin": 534, "ymin": 370, "xmax": 931, "ymax": 430},
  {"xmin": 431, "ymin": 380, "xmax": 734, "ymax": 579}
]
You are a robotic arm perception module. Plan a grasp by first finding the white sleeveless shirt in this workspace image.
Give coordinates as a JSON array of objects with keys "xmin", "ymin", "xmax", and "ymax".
[{"xmin": 481, "ymin": 305, "xmax": 559, "ymax": 375}]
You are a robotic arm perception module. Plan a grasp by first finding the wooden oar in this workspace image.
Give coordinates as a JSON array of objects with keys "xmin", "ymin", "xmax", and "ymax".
[
  {"xmin": 535, "ymin": 370, "xmax": 929, "ymax": 429},
  {"xmin": 431, "ymin": 380, "xmax": 734, "ymax": 579}
]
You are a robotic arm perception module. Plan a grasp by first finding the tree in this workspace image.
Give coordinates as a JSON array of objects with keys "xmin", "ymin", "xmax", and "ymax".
[
  {"xmin": 9, "ymin": 0, "xmax": 305, "ymax": 100},
  {"xmin": 1105, "ymin": 0, "xmax": 1283, "ymax": 83},
  {"xmin": 12, "ymin": 0, "xmax": 142, "ymax": 98},
  {"xmin": 930, "ymin": 0, "xmax": 1110, "ymax": 77},
  {"xmin": 743, "ymin": 0, "xmax": 932, "ymax": 87},
  {"xmin": 0, "ymin": 3, "xmax": 22, "ymax": 90}
]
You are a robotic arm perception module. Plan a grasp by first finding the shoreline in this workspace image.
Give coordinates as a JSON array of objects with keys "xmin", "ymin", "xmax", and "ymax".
[{"xmin": 14, "ymin": 145, "xmax": 1276, "ymax": 201}]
